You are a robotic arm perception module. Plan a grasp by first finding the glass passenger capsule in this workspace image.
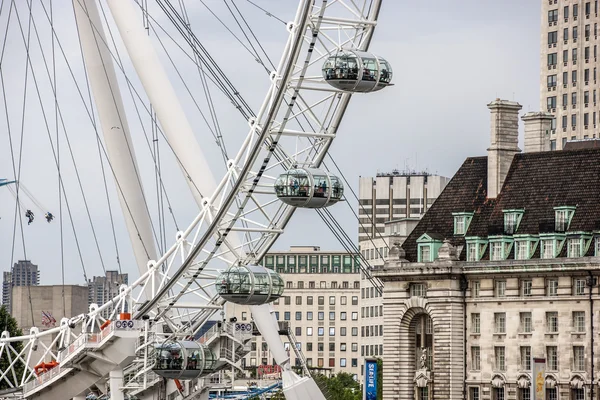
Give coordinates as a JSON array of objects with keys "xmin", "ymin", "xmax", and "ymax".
[
  {"xmin": 153, "ymin": 340, "xmax": 216, "ymax": 379},
  {"xmin": 216, "ymin": 265, "xmax": 284, "ymax": 305},
  {"xmin": 274, "ymin": 168, "xmax": 344, "ymax": 208},
  {"xmin": 322, "ymin": 50, "xmax": 393, "ymax": 92}
]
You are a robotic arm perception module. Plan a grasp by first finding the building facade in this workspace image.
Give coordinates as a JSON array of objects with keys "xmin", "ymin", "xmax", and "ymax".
[
  {"xmin": 228, "ymin": 246, "xmax": 362, "ymax": 379},
  {"xmin": 357, "ymin": 173, "xmax": 449, "ymax": 381},
  {"xmin": 87, "ymin": 270, "xmax": 128, "ymax": 318},
  {"xmin": 374, "ymin": 99, "xmax": 600, "ymax": 400},
  {"xmin": 2, "ymin": 260, "xmax": 40, "ymax": 313},
  {"xmin": 541, "ymin": 0, "xmax": 600, "ymax": 149}
]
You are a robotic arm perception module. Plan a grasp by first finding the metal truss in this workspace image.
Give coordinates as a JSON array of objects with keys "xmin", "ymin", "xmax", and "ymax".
[{"xmin": 0, "ymin": 0, "xmax": 383, "ymax": 396}]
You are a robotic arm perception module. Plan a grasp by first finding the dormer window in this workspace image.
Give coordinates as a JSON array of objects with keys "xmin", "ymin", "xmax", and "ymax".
[
  {"xmin": 514, "ymin": 235, "xmax": 539, "ymax": 260},
  {"xmin": 453, "ymin": 212, "xmax": 474, "ymax": 236},
  {"xmin": 567, "ymin": 234, "xmax": 592, "ymax": 258},
  {"xmin": 488, "ymin": 236, "xmax": 514, "ymax": 261},
  {"xmin": 554, "ymin": 206, "xmax": 576, "ymax": 232},
  {"xmin": 596, "ymin": 237, "xmax": 600, "ymax": 256},
  {"xmin": 539, "ymin": 233, "xmax": 566, "ymax": 259},
  {"xmin": 416, "ymin": 233, "xmax": 443, "ymax": 263},
  {"xmin": 465, "ymin": 237, "xmax": 488, "ymax": 262},
  {"xmin": 503, "ymin": 209, "xmax": 524, "ymax": 234}
]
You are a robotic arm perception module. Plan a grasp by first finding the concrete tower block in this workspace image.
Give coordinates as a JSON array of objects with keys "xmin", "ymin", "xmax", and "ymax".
[
  {"xmin": 522, "ymin": 111, "xmax": 554, "ymax": 153},
  {"xmin": 487, "ymin": 99, "xmax": 522, "ymax": 199}
]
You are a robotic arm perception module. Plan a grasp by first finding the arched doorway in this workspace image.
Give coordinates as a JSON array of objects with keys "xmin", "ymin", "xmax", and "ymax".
[{"xmin": 411, "ymin": 312, "xmax": 433, "ymax": 400}]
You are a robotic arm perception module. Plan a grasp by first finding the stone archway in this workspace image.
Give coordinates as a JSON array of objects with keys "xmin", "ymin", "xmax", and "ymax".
[{"xmin": 398, "ymin": 302, "xmax": 434, "ymax": 400}]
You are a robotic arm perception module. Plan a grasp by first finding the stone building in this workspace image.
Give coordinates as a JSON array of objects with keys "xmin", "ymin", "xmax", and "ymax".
[
  {"xmin": 357, "ymin": 172, "xmax": 449, "ymax": 381},
  {"xmin": 374, "ymin": 99, "xmax": 600, "ymax": 400}
]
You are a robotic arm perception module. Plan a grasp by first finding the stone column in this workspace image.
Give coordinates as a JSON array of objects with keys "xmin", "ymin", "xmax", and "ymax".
[
  {"xmin": 487, "ymin": 99, "xmax": 522, "ymax": 199},
  {"xmin": 522, "ymin": 111, "xmax": 554, "ymax": 152}
]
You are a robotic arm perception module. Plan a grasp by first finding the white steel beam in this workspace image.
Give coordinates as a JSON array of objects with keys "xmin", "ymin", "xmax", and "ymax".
[{"xmin": 72, "ymin": 0, "xmax": 158, "ymax": 282}]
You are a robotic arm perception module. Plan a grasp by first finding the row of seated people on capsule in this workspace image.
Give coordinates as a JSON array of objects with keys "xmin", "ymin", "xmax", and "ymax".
[
  {"xmin": 157, "ymin": 350, "xmax": 201, "ymax": 371},
  {"xmin": 323, "ymin": 67, "xmax": 389, "ymax": 82},
  {"xmin": 276, "ymin": 181, "xmax": 341, "ymax": 198}
]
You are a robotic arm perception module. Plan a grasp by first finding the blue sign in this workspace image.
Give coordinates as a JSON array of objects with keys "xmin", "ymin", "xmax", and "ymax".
[{"xmin": 364, "ymin": 359, "xmax": 377, "ymax": 400}]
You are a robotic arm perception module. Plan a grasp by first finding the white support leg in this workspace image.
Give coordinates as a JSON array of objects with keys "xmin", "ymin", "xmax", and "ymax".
[
  {"xmin": 106, "ymin": 0, "xmax": 218, "ymax": 208},
  {"xmin": 73, "ymin": 0, "xmax": 158, "ymax": 286},
  {"xmin": 109, "ymin": 369, "xmax": 125, "ymax": 400},
  {"xmin": 73, "ymin": 396, "xmax": 86, "ymax": 400}
]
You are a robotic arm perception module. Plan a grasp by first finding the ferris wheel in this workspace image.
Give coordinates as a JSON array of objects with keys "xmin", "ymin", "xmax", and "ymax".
[{"xmin": 0, "ymin": 0, "xmax": 390, "ymax": 399}]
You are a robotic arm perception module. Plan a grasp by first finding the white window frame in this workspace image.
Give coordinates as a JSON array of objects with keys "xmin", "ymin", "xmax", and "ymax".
[
  {"xmin": 541, "ymin": 239, "xmax": 555, "ymax": 259},
  {"xmin": 573, "ymin": 311, "xmax": 585, "ymax": 332},
  {"xmin": 495, "ymin": 280, "xmax": 506, "ymax": 298},
  {"xmin": 546, "ymin": 312, "xmax": 559, "ymax": 333},
  {"xmin": 494, "ymin": 313, "xmax": 506, "ymax": 334},
  {"xmin": 490, "ymin": 242, "xmax": 503, "ymax": 261},
  {"xmin": 520, "ymin": 312, "xmax": 532, "ymax": 333},
  {"xmin": 521, "ymin": 280, "xmax": 532, "ymax": 297},
  {"xmin": 546, "ymin": 279, "xmax": 558, "ymax": 296},
  {"xmin": 573, "ymin": 346, "xmax": 585, "ymax": 370},
  {"xmin": 515, "ymin": 241, "xmax": 529, "ymax": 260},
  {"xmin": 471, "ymin": 313, "xmax": 480, "ymax": 334},
  {"xmin": 547, "ymin": 346, "xmax": 558, "ymax": 371},
  {"xmin": 495, "ymin": 346, "xmax": 505, "ymax": 371},
  {"xmin": 568, "ymin": 238, "xmax": 582, "ymax": 257}
]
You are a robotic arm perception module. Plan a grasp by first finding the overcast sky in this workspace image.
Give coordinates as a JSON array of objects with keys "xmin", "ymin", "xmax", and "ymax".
[{"xmin": 0, "ymin": 0, "xmax": 541, "ymax": 286}]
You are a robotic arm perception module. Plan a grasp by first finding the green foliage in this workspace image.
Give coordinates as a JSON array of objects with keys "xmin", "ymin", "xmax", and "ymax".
[
  {"xmin": 0, "ymin": 306, "xmax": 24, "ymax": 390},
  {"xmin": 376, "ymin": 358, "xmax": 383, "ymax": 400},
  {"xmin": 314, "ymin": 372, "xmax": 362, "ymax": 400}
]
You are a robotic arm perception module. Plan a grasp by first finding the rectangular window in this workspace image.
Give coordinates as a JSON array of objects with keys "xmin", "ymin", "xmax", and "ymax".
[
  {"xmin": 467, "ymin": 242, "xmax": 478, "ymax": 261},
  {"xmin": 329, "ymin": 312, "xmax": 335, "ymax": 321},
  {"xmin": 548, "ymin": 31, "xmax": 558, "ymax": 44},
  {"xmin": 516, "ymin": 241, "xmax": 529, "ymax": 260},
  {"xmin": 495, "ymin": 347, "xmax": 505, "ymax": 371},
  {"xmin": 471, "ymin": 347, "xmax": 480, "ymax": 371},
  {"xmin": 329, "ymin": 327, "xmax": 335, "ymax": 336},
  {"xmin": 572, "ymin": 114, "xmax": 577, "ymax": 127},
  {"xmin": 549, "ymin": 9, "xmax": 559, "ymax": 23},
  {"xmin": 307, "ymin": 327, "xmax": 313, "ymax": 336},
  {"xmin": 352, "ymin": 296, "xmax": 358, "ymax": 305},
  {"xmin": 340, "ymin": 327, "xmax": 346, "ymax": 336},
  {"xmin": 296, "ymin": 296, "xmax": 302, "ymax": 305},
  {"xmin": 521, "ymin": 346, "xmax": 531, "ymax": 370},
  {"xmin": 469, "ymin": 387, "xmax": 480, "ymax": 400},
  {"xmin": 521, "ymin": 280, "xmax": 532, "ymax": 297},
  {"xmin": 572, "ymin": 388, "xmax": 584, "ymax": 400},
  {"xmin": 573, "ymin": 346, "xmax": 585, "ymax": 370},
  {"xmin": 546, "ymin": 279, "xmax": 558, "ymax": 296},
  {"xmin": 520, "ymin": 312, "xmax": 532, "ymax": 333},
  {"xmin": 519, "ymin": 388, "xmax": 531, "ymax": 400},
  {"xmin": 307, "ymin": 311, "xmax": 313, "ymax": 320},
  {"xmin": 573, "ymin": 311, "xmax": 585, "ymax": 332},
  {"xmin": 547, "ymin": 74, "xmax": 557, "ymax": 88},
  {"xmin": 494, "ymin": 313, "xmax": 506, "ymax": 334},
  {"xmin": 574, "ymin": 26, "xmax": 579, "ymax": 39},
  {"xmin": 548, "ymin": 53, "xmax": 558, "ymax": 66},
  {"xmin": 574, "ymin": 278, "xmax": 586, "ymax": 295},
  {"xmin": 546, "ymin": 388, "xmax": 557, "ymax": 400},
  {"xmin": 546, "ymin": 312, "xmax": 558, "ymax": 333},
  {"xmin": 471, "ymin": 281, "xmax": 480, "ymax": 298},
  {"xmin": 471, "ymin": 313, "xmax": 480, "ymax": 334},
  {"xmin": 318, "ymin": 327, "xmax": 324, "ymax": 336},
  {"xmin": 541, "ymin": 239, "xmax": 555, "ymax": 259},
  {"xmin": 318, "ymin": 312, "xmax": 324, "ymax": 320},
  {"xmin": 419, "ymin": 245, "xmax": 430, "ymax": 262},
  {"xmin": 568, "ymin": 239, "xmax": 582, "ymax": 257},
  {"xmin": 307, "ymin": 296, "xmax": 313, "ymax": 305},
  {"xmin": 352, "ymin": 312, "xmax": 358, "ymax": 320},
  {"xmin": 495, "ymin": 280, "xmax": 506, "ymax": 297},
  {"xmin": 410, "ymin": 283, "xmax": 426, "ymax": 297},
  {"xmin": 490, "ymin": 242, "xmax": 503, "ymax": 261},
  {"xmin": 547, "ymin": 346, "xmax": 558, "ymax": 371},
  {"xmin": 318, "ymin": 296, "xmax": 324, "ymax": 305},
  {"xmin": 295, "ymin": 312, "xmax": 302, "ymax": 321}
]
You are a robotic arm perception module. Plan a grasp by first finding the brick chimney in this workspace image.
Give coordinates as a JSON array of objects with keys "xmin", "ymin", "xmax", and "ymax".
[
  {"xmin": 487, "ymin": 99, "xmax": 522, "ymax": 199},
  {"xmin": 521, "ymin": 111, "xmax": 554, "ymax": 152}
]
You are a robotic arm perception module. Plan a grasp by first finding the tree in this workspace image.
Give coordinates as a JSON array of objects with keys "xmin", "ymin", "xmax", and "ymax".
[
  {"xmin": 376, "ymin": 358, "xmax": 383, "ymax": 400},
  {"xmin": 313, "ymin": 372, "xmax": 362, "ymax": 400},
  {"xmin": 0, "ymin": 306, "xmax": 24, "ymax": 390}
]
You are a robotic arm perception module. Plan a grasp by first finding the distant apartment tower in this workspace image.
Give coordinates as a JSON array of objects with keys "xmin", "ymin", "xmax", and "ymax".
[
  {"xmin": 2, "ymin": 260, "xmax": 40, "ymax": 313},
  {"xmin": 357, "ymin": 172, "xmax": 449, "ymax": 381},
  {"xmin": 229, "ymin": 246, "xmax": 362, "ymax": 379},
  {"xmin": 87, "ymin": 270, "xmax": 128, "ymax": 318},
  {"xmin": 541, "ymin": 0, "xmax": 600, "ymax": 149},
  {"xmin": 358, "ymin": 172, "xmax": 450, "ymax": 241}
]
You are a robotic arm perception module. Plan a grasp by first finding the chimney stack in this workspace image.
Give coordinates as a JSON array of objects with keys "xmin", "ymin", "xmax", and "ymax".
[
  {"xmin": 487, "ymin": 99, "xmax": 522, "ymax": 199},
  {"xmin": 521, "ymin": 111, "xmax": 554, "ymax": 152}
]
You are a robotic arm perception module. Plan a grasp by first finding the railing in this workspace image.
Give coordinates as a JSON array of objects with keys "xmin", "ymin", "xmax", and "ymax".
[{"xmin": 23, "ymin": 364, "xmax": 70, "ymax": 394}]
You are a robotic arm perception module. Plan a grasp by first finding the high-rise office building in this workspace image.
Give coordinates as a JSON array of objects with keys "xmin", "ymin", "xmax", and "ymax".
[
  {"xmin": 2, "ymin": 260, "xmax": 40, "ymax": 313},
  {"xmin": 87, "ymin": 270, "xmax": 128, "ymax": 318},
  {"xmin": 541, "ymin": 0, "xmax": 600, "ymax": 149},
  {"xmin": 357, "ymin": 173, "xmax": 449, "ymax": 382}
]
